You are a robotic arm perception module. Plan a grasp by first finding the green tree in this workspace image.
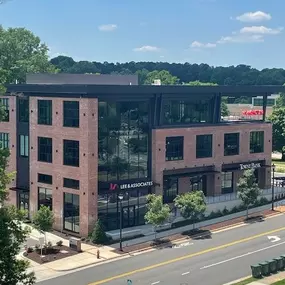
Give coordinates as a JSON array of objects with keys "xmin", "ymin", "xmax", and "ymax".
[
  {"xmin": 269, "ymin": 107, "xmax": 285, "ymax": 160},
  {"xmin": 276, "ymin": 84, "xmax": 285, "ymax": 107},
  {"xmin": 237, "ymin": 169, "xmax": 260, "ymax": 219},
  {"xmin": 144, "ymin": 194, "xmax": 170, "ymax": 239},
  {"xmin": 0, "ymin": 110, "xmax": 35, "ymax": 284},
  {"xmin": 0, "ymin": 26, "xmax": 57, "ymax": 84},
  {"xmin": 174, "ymin": 191, "xmax": 206, "ymax": 229},
  {"xmin": 144, "ymin": 70, "xmax": 179, "ymax": 85},
  {"xmin": 91, "ymin": 219, "xmax": 108, "ymax": 244}
]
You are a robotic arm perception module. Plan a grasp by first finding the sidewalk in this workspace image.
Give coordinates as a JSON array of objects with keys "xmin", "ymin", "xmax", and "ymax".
[{"xmin": 250, "ymin": 272, "xmax": 285, "ymax": 284}]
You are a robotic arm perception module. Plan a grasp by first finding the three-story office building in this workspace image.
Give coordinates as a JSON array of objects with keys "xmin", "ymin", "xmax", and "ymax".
[{"xmin": 1, "ymin": 83, "xmax": 283, "ymax": 237}]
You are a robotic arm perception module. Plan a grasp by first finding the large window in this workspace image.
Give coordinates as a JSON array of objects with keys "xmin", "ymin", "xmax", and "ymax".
[
  {"xmin": 221, "ymin": 172, "xmax": 233, "ymax": 194},
  {"xmin": 98, "ymin": 188, "xmax": 149, "ymax": 230},
  {"xmin": 19, "ymin": 135, "xmax": 29, "ymax": 157},
  {"xmin": 38, "ymin": 187, "xmax": 52, "ymax": 210},
  {"xmin": 0, "ymin": 98, "xmax": 9, "ymax": 122},
  {"xmin": 250, "ymin": 131, "xmax": 264, "ymax": 153},
  {"xmin": 63, "ymin": 178, "xmax": 80, "ymax": 190},
  {"xmin": 224, "ymin": 133, "xmax": 240, "ymax": 156},
  {"xmin": 162, "ymin": 98, "xmax": 214, "ymax": 125},
  {"xmin": 64, "ymin": 193, "xmax": 80, "ymax": 233},
  {"xmin": 163, "ymin": 177, "xmax": 178, "ymax": 203},
  {"xmin": 18, "ymin": 98, "xmax": 29, "ymax": 122},
  {"xmin": 63, "ymin": 101, "xmax": 79, "ymax": 128},
  {"xmin": 189, "ymin": 175, "xmax": 207, "ymax": 196},
  {"xmin": 165, "ymin": 136, "xmax": 184, "ymax": 161},
  {"xmin": 98, "ymin": 101, "xmax": 149, "ymax": 181},
  {"xmin": 38, "ymin": 137, "xmax": 52, "ymax": 163},
  {"xmin": 38, "ymin": 173, "xmax": 53, "ymax": 185},
  {"xmin": 196, "ymin": 134, "xmax": 213, "ymax": 158},
  {"xmin": 0, "ymin": 133, "xmax": 9, "ymax": 149},
  {"xmin": 63, "ymin": 140, "xmax": 79, "ymax": 167},
  {"xmin": 38, "ymin": 100, "xmax": 52, "ymax": 125}
]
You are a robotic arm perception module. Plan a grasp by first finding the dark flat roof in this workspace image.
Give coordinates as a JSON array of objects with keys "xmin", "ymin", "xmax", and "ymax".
[{"xmin": 6, "ymin": 84, "xmax": 285, "ymax": 98}]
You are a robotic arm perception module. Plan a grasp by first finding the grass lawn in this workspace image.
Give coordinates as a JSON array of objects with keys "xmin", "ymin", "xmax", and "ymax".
[
  {"xmin": 230, "ymin": 277, "xmax": 257, "ymax": 285},
  {"xmin": 272, "ymin": 280, "xmax": 285, "ymax": 285},
  {"xmin": 272, "ymin": 158, "xmax": 285, "ymax": 172}
]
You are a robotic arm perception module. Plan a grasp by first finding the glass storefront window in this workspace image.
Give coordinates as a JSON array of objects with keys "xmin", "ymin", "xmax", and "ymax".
[
  {"xmin": 38, "ymin": 187, "xmax": 52, "ymax": 210},
  {"xmin": 64, "ymin": 193, "xmax": 80, "ymax": 233},
  {"xmin": 98, "ymin": 101, "xmax": 149, "ymax": 182},
  {"xmin": 221, "ymin": 172, "xmax": 233, "ymax": 194},
  {"xmin": 189, "ymin": 175, "xmax": 207, "ymax": 195},
  {"xmin": 19, "ymin": 192, "xmax": 29, "ymax": 218},
  {"xmin": 163, "ymin": 177, "xmax": 178, "ymax": 203}
]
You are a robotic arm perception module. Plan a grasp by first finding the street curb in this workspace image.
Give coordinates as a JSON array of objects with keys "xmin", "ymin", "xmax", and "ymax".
[{"xmin": 222, "ymin": 275, "xmax": 251, "ymax": 285}]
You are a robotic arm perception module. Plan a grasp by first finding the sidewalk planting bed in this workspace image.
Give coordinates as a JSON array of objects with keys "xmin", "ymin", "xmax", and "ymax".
[{"xmin": 24, "ymin": 242, "xmax": 80, "ymax": 264}]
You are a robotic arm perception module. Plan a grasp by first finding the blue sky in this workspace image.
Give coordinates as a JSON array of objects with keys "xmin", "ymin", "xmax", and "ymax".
[{"xmin": 0, "ymin": 0, "xmax": 284, "ymax": 69}]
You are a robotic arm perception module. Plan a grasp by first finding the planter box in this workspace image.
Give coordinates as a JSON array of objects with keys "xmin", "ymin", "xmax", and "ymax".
[
  {"xmin": 251, "ymin": 264, "xmax": 262, "ymax": 278},
  {"xmin": 259, "ymin": 262, "xmax": 270, "ymax": 276}
]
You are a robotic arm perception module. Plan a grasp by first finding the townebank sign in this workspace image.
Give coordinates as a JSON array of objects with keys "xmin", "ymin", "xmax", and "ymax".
[
  {"xmin": 109, "ymin": 181, "xmax": 153, "ymax": 191},
  {"xmin": 240, "ymin": 162, "xmax": 261, "ymax": 170}
]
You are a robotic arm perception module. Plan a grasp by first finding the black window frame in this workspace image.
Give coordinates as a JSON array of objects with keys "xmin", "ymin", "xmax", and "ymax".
[
  {"xmin": 63, "ymin": 178, "xmax": 80, "ymax": 190},
  {"xmin": 64, "ymin": 193, "xmax": 80, "ymax": 233},
  {"xmin": 63, "ymin": 139, "xmax": 79, "ymax": 167},
  {"xmin": 250, "ymin": 131, "xmax": 264, "ymax": 153},
  {"xmin": 0, "ymin": 132, "xmax": 9, "ymax": 149},
  {"xmin": 38, "ymin": 173, "xmax": 53, "ymax": 185},
  {"xmin": 165, "ymin": 136, "xmax": 184, "ymax": 161},
  {"xmin": 38, "ymin": 187, "xmax": 52, "ymax": 210},
  {"xmin": 0, "ymin": 98, "xmax": 9, "ymax": 122},
  {"xmin": 63, "ymin": 101, "xmax": 79, "ymax": 128},
  {"xmin": 224, "ymin": 133, "xmax": 240, "ymax": 156},
  {"xmin": 196, "ymin": 134, "xmax": 213, "ymax": 158},
  {"xmin": 38, "ymin": 137, "xmax": 53, "ymax": 163},
  {"xmin": 18, "ymin": 98, "xmax": 29, "ymax": 123},
  {"xmin": 163, "ymin": 177, "xmax": 178, "ymax": 203},
  {"xmin": 38, "ymin": 99, "xmax": 52, "ymax": 125},
  {"xmin": 19, "ymin": 135, "xmax": 29, "ymax": 157},
  {"xmin": 221, "ymin": 172, "xmax": 234, "ymax": 194}
]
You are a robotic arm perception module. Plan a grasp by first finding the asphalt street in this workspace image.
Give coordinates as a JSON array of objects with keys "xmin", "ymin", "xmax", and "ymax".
[{"xmin": 37, "ymin": 213, "xmax": 285, "ymax": 285}]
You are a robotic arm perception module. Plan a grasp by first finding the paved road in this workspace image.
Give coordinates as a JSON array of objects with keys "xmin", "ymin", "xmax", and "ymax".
[{"xmin": 38, "ymin": 214, "xmax": 285, "ymax": 285}]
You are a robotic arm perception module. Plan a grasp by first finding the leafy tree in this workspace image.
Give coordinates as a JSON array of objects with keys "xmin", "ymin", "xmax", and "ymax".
[
  {"xmin": 144, "ymin": 194, "xmax": 170, "ymax": 239},
  {"xmin": 0, "ymin": 26, "xmax": 57, "ymax": 84},
  {"xmin": 0, "ymin": 109, "xmax": 35, "ymax": 284},
  {"xmin": 174, "ymin": 191, "xmax": 206, "ymax": 229},
  {"xmin": 269, "ymin": 107, "xmax": 285, "ymax": 160},
  {"xmin": 276, "ymin": 84, "xmax": 285, "ymax": 107},
  {"xmin": 91, "ymin": 219, "xmax": 108, "ymax": 244},
  {"xmin": 33, "ymin": 205, "xmax": 54, "ymax": 241},
  {"xmin": 237, "ymin": 169, "xmax": 261, "ymax": 219},
  {"xmin": 144, "ymin": 70, "xmax": 179, "ymax": 85}
]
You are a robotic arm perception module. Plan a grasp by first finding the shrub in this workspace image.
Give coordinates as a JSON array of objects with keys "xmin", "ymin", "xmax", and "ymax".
[
  {"xmin": 56, "ymin": 240, "xmax": 63, "ymax": 247},
  {"xmin": 222, "ymin": 207, "xmax": 229, "ymax": 216},
  {"xmin": 230, "ymin": 206, "xmax": 239, "ymax": 214},
  {"xmin": 91, "ymin": 219, "xmax": 108, "ymax": 244},
  {"xmin": 27, "ymin": 247, "xmax": 33, "ymax": 253},
  {"xmin": 47, "ymin": 241, "xmax": 53, "ymax": 249}
]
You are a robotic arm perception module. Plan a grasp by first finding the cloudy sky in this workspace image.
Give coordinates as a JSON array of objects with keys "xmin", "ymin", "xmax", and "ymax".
[{"xmin": 0, "ymin": 0, "xmax": 284, "ymax": 69}]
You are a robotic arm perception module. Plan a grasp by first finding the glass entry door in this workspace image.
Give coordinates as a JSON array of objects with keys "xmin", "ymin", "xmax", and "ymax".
[{"xmin": 122, "ymin": 205, "xmax": 136, "ymax": 228}]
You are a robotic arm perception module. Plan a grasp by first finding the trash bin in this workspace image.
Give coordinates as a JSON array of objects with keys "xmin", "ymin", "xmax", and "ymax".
[
  {"xmin": 274, "ymin": 257, "xmax": 284, "ymax": 271},
  {"xmin": 280, "ymin": 255, "xmax": 285, "ymax": 267},
  {"xmin": 251, "ymin": 264, "xmax": 262, "ymax": 278},
  {"xmin": 259, "ymin": 262, "xmax": 270, "ymax": 276},
  {"xmin": 269, "ymin": 260, "xmax": 278, "ymax": 274}
]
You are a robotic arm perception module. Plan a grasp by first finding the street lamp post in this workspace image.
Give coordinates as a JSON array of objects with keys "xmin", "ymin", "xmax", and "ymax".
[
  {"xmin": 118, "ymin": 193, "xmax": 124, "ymax": 251},
  {"xmin": 272, "ymin": 163, "xmax": 276, "ymax": 211}
]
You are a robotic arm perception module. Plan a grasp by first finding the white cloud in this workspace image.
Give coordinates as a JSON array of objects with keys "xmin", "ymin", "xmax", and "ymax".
[
  {"xmin": 190, "ymin": 41, "xmax": 216, "ymax": 48},
  {"xmin": 133, "ymin": 45, "xmax": 160, "ymax": 52},
  {"xmin": 240, "ymin": 26, "xmax": 283, "ymax": 35},
  {"xmin": 236, "ymin": 11, "xmax": 271, "ymax": 22},
  {"xmin": 98, "ymin": 24, "xmax": 117, "ymax": 32},
  {"xmin": 217, "ymin": 34, "xmax": 264, "ymax": 44}
]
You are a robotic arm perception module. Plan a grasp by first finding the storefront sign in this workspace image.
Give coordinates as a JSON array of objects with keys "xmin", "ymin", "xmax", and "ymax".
[
  {"xmin": 240, "ymin": 162, "xmax": 261, "ymax": 170},
  {"xmin": 109, "ymin": 181, "xmax": 153, "ymax": 191}
]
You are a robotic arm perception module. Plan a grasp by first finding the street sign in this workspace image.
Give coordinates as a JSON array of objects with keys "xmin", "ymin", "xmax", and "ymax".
[{"xmin": 127, "ymin": 279, "xmax": 132, "ymax": 285}]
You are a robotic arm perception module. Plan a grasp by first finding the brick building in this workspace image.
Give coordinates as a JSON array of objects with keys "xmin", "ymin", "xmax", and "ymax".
[{"xmin": 1, "ymin": 82, "xmax": 284, "ymax": 237}]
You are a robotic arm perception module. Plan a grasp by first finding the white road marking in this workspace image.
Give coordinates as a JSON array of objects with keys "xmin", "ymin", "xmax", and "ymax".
[
  {"xmin": 200, "ymin": 240, "xmax": 285, "ymax": 270},
  {"xmin": 268, "ymin": 235, "xmax": 281, "ymax": 242},
  {"xmin": 151, "ymin": 281, "xmax": 160, "ymax": 285},
  {"xmin": 181, "ymin": 271, "xmax": 190, "ymax": 275}
]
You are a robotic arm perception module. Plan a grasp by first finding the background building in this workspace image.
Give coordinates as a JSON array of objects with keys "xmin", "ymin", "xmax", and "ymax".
[{"xmin": 1, "ymin": 78, "xmax": 284, "ymax": 237}]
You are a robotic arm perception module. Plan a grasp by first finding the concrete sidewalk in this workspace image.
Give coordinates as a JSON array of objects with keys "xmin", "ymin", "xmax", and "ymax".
[{"xmin": 250, "ymin": 272, "xmax": 285, "ymax": 284}]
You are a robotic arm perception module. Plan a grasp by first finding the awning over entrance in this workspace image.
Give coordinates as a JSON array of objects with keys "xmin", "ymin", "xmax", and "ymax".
[
  {"xmin": 163, "ymin": 165, "xmax": 219, "ymax": 177},
  {"xmin": 222, "ymin": 160, "xmax": 265, "ymax": 172}
]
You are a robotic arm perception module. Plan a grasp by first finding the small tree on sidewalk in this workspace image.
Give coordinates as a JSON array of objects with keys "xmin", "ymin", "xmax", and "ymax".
[
  {"xmin": 33, "ymin": 205, "xmax": 55, "ymax": 244},
  {"xmin": 174, "ymin": 191, "xmax": 206, "ymax": 229},
  {"xmin": 144, "ymin": 194, "xmax": 170, "ymax": 240},
  {"xmin": 237, "ymin": 169, "xmax": 261, "ymax": 219},
  {"xmin": 91, "ymin": 219, "xmax": 108, "ymax": 244}
]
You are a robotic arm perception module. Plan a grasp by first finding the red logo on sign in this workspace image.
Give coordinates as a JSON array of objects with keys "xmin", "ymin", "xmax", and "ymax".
[{"xmin": 109, "ymin": 183, "xmax": 118, "ymax": 190}]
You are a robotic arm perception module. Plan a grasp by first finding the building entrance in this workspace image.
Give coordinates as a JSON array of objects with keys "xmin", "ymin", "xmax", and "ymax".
[{"xmin": 122, "ymin": 205, "xmax": 136, "ymax": 228}]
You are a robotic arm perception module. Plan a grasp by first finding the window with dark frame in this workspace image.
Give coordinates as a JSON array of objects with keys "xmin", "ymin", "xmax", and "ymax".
[
  {"xmin": 38, "ymin": 100, "xmax": 52, "ymax": 125},
  {"xmin": 221, "ymin": 172, "xmax": 234, "ymax": 194},
  {"xmin": 63, "ymin": 178, "xmax": 80, "ymax": 190},
  {"xmin": 0, "ymin": 133, "xmax": 9, "ymax": 149},
  {"xmin": 0, "ymin": 98, "xmax": 9, "ymax": 122},
  {"xmin": 165, "ymin": 136, "xmax": 184, "ymax": 161},
  {"xmin": 63, "ymin": 140, "xmax": 79, "ymax": 167},
  {"xmin": 19, "ymin": 135, "xmax": 29, "ymax": 157},
  {"xmin": 224, "ymin": 133, "xmax": 240, "ymax": 156},
  {"xmin": 196, "ymin": 134, "xmax": 213, "ymax": 158},
  {"xmin": 38, "ymin": 173, "xmax": 53, "ymax": 185},
  {"xmin": 163, "ymin": 177, "xmax": 178, "ymax": 203},
  {"xmin": 64, "ymin": 193, "xmax": 80, "ymax": 233},
  {"xmin": 63, "ymin": 101, "xmax": 79, "ymax": 128},
  {"xmin": 250, "ymin": 131, "xmax": 264, "ymax": 153},
  {"xmin": 38, "ymin": 137, "xmax": 53, "ymax": 163},
  {"xmin": 18, "ymin": 98, "xmax": 29, "ymax": 122},
  {"xmin": 38, "ymin": 187, "xmax": 52, "ymax": 210}
]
